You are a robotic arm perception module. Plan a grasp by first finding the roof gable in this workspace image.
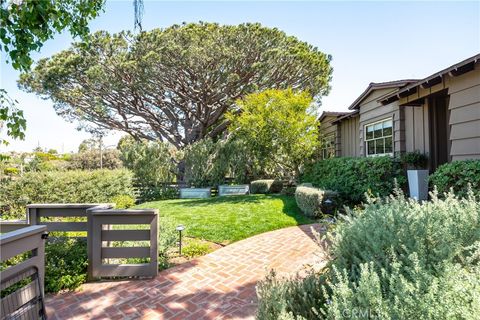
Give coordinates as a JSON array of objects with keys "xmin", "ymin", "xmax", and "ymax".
[
  {"xmin": 318, "ymin": 111, "xmax": 350, "ymax": 122},
  {"xmin": 348, "ymin": 80, "xmax": 418, "ymax": 110}
]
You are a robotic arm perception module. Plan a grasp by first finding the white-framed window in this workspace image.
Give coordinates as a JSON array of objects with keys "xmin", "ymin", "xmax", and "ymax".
[
  {"xmin": 321, "ymin": 134, "xmax": 336, "ymax": 159},
  {"xmin": 365, "ymin": 118, "xmax": 393, "ymax": 156}
]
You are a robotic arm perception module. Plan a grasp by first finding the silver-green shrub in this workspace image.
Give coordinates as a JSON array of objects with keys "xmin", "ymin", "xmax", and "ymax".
[
  {"xmin": 294, "ymin": 186, "xmax": 338, "ymax": 217},
  {"xmin": 331, "ymin": 189, "xmax": 479, "ymax": 278},
  {"xmin": 257, "ymin": 189, "xmax": 480, "ymax": 319}
]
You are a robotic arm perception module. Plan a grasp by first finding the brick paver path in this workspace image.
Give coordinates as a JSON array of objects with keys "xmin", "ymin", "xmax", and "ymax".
[{"xmin": 46, "ymin": 224, "xmax": 326, "ymax": 320}]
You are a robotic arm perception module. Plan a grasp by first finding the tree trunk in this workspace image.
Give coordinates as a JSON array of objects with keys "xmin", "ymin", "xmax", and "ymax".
[{"xmin": 176, "ymin": 159, "xmax": 186, "ymax": 186}]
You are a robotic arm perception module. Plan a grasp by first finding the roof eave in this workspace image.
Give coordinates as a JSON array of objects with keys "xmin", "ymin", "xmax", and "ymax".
[{"xmin": 380, "ymin": 53, "xmax": 480, "ymax": 104}]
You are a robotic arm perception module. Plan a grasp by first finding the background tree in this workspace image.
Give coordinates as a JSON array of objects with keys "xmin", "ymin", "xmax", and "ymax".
[
  {"xmin": 1, "ymin": 0, "xmax": 104, "ymax": 71},
  {"xmin": 227, "ymin": 89, "xmax": 320, "ymax": 180},
  {"xmin": 70, "ymin": 138, "xmax": 121, "ymax": 170},
  {"xmin": 118, "ymin": 136, "xmax": 176, "ymax": 185},
  {"xmin": 78, "ymin": 138, "xmax": 99, "ymax": 153},
  {"xmin": 0, "ymin": 89, "xmax": 25, "ymax": 147},
  {"xmin": 0, "ymin": 0, "xmax": 104, "ymax": 144},
  {"xmin": 19, "ymin": 22, "xmax": 332, "ymax": 150}
]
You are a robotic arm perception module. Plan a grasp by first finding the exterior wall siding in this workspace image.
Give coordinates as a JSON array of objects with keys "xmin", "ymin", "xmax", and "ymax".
[
  {"xmin": 357, "ymin": 88, "xmax": 402, "ymax": 156},
  {"xmin": 318, "ymin": 115, "xmax": 340, "ymax": 157},
  {"xmin": 403, "ymin": 104, "xmax": 430, "ymax": 154},
  {"xmin": 447, "ymin": 65, "xmax": 480, "ymax": 161},
  {"xmin": 323, "ymin": 59, "xmax": 480, "ymax": 162},
  {"xmin": 319, "ymin": 115, "xmax": 338, "ymax": 137},
  {"xmin": 340, "ymin": 116, "xmax": 360, "ymax": 157}
]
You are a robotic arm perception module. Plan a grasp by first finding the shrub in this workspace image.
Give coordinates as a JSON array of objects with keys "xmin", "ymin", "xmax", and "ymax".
[
  {"xmin": 301, "ymin": 156, "xmax": 405, "ymax": 205},
  {"xmin": 294, "ymin": 186, "xmax": 338, "ymax": 217},
  {"xmin": 0, "ymin": 169, "xmax": 134, "ymax": 219},
  {"xmin": 3, "ymin": 167, "xmax": 18, "ymax": 175},
  {"xmin": 270, "ymin": 180, "xmax": 284, "ymax": 193},
  {"xmin": 135, "ymin": 183, "xmax": 179, "ymax": 202},
  {"xmin": 429, "ymin": 160, "xmax": 480, "ymax": 198},
  {"xmin": 45, "ymin": 238, "xmax": 88, "ymax": 293},
  {"xmin": 183, "ymin": 138, "xmax": 230, "ymax": 187},
  {"xmin": 257, "ymin": 189, "xmax": 480, "ymax": 319},
  {"xmin": 400, "ymin": 150, "xmax": 428, "ymax": 169},
  {"xmin": 250, "ymin": 179, "xmax": 283, "ymax": 194},
  {"xmin": 118, "ymin": 137, "xmax": 176, "ymax": 188},
  {"xmin": 331, "ymin": 189, "xmax": 479, "ymax": 280},
  {"xmin": 256, "ymin": 270, "xmax": 329, "ymax": 320},
  {"xmin": 158, "ymin": 218, "xmax": 179, "ymax": 269},
  {"xmin": 112, "ymin": 194, "xmax": 136, "ymax": 209},
  {"xmin": 182, "ymin": 240, "xmax": 211, "ymax": 258},
  {"xmin": 69, "ymin": 149, "xmax": 122, "ymax": 170}
]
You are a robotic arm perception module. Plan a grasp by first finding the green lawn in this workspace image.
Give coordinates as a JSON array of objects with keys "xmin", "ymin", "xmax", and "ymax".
[{"xmin": 136, "ymin": 194, "xmax": 313, "ymax": 244}]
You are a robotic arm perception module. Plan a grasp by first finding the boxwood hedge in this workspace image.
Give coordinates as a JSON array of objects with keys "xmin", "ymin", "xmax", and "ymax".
[{"xmin": 301, "ymin": 156, "xmax": 405, "ymax": 205}]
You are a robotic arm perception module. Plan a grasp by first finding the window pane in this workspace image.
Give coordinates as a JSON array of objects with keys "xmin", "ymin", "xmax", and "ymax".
[
  {"xmin": 374, "ymin": 123, "xmax": 383, "ymax": 138},
  {"xmin": 367, "ymin": 140, "xmax": 375, "ymax": 155},
  {"xmin": 383, "ymin": 120, "xmax": 393, "ymax": 136},
  {"xmin": 366, "ymin": 125, "xmax": 374, "ymax": 140},
  {"xmin": 385, "ymin": 137, "xmax": 393, "ymax": 153},
  {"xmin": 376, "ymin": 138, "xmax": 385, "ymax": 154}
]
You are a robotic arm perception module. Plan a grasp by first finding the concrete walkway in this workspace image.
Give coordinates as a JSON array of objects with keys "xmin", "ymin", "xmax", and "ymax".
[{"xmin": 46, "ymin": 224, "xmax": 326, "ymax": 320}]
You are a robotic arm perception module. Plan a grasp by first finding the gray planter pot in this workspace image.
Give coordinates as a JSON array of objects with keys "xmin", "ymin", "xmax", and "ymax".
[
  {"xmin": 407, "ymin": 170, "xmax": 429, "ymax": 200},
  {"xmin": 218, "ymin": 185, "xmax": 250, "ymax": 196},
  {"xmin": 179, "ymin": 188, "xmax": 211, "ymax": 199}
]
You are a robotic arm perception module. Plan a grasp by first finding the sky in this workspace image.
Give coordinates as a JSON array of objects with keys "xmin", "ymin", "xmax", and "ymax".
[{"xmin": 1, "ymin": 0, "xmax": 479, "ymax": 153}]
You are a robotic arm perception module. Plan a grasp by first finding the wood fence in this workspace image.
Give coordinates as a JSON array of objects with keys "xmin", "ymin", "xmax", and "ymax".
[
  {"xmin": 0, "ymin": 203, "xmax": 160, "ymax": 313},
  {"xmin": 88, "ymin": 209, "xmax": 158, "ymax": 280},
  {"xmin": 1, "ymin": 225, "xmax": 48, "ymax": 319}
]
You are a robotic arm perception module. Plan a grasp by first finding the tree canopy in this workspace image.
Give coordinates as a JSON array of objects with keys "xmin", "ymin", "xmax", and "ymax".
[
  {"xmin": 1, "ymin": 0, "xmax": 104, "ymax": 71},
  {"xmin": 0, "ymin": 89, "xmax": 25, "ymax": 146},
  {"xmin": 227, "ymin": 89, "xmax": 319, "ymax": 179},
  {"xmin": 19, "ymin": 22, "xmax": 332, "ymax": 148},
  {"xmin": 1, "ymin": 0, "xmax": 105, "ymax": 145}
]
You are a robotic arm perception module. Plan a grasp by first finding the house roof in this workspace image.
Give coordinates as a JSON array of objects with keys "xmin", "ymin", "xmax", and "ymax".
[
  {"xmin": 317, "ymin": 111, "xmax": 351, "ymax": 122},
  {"xmin": 332, "ymin": 110, "xmax": 359, "ymax": 124},
  {"xmin": 347, "ymin": 79, "xmax": 419, "ymax": 110},
  {"xmin": 380, "ymin": 53, "xmax": 480, "ymax": 105}
]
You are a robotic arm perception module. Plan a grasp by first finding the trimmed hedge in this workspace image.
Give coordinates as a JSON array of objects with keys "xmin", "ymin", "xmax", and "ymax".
[
  {"xmin": 0, "ymin": 169, "xmax": 135, "ymax": 219},
  {"xmin": 301, "ymin": 156, "xmax": 405, "ymax": 205},
  {"xmin": 250, "ymin": 179, "xmax": 283, "ymax": 194},
  {"xmin": 295, "ymin": 186, "xmax": 338, "ymax": 217},
  {"xmin": 430, "ymin": 160, "xmax": 480, "ymax": 198}
]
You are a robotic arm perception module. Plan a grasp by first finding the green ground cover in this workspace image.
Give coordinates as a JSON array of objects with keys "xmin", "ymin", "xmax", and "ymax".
[{"xmin": 136, "ymin": 194, "xmax": 313, "ymax": 244}]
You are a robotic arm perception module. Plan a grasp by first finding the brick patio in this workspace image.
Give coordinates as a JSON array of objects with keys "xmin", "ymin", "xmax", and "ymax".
[{"xmin": 46, "ymin": 224, "xmax": 326, "ymax": 320}]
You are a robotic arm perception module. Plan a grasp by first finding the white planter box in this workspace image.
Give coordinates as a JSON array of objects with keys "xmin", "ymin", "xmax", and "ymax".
[
  {"xmin": 180, "ymin": 188, "xmax": 211, "ymax": 199},
  {"xmin": 407, "ymin": 170, "xmax": 429, "ymax": 200},
  {"xmin": 218, "ymin": 185, "xmax": 250, "ymax": 196}
]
